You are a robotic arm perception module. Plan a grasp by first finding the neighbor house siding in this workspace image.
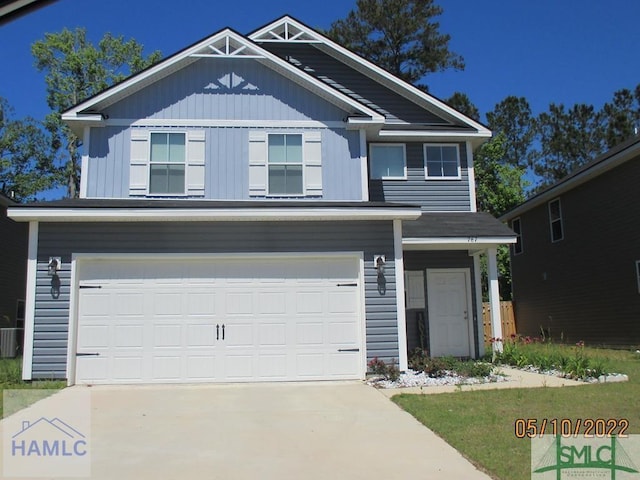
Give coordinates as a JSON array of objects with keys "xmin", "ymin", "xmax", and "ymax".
[
  {"xmin": 0, "ymin": 204, "xmax": 27, "ymax": 328},
  {"xmin": 32, "ymin": 221, "xmax": 398, "ymax": 378},
  {"xmin": 87, "ymin": 127, "xmax": 362, "ymax": 200},
  {"xmin": 511, "ymin": 158, "xmax": 640, "ymax": 346},
  {"xmin": 103, "ymin": 59, "xmax": 349, "ymax": 121},
  {"xmin": 368, "ymin": 142, "xmax": 471, "ymax": 211},
  {"xmin": 403, "ymin": 251, "xmax": 479, "ymax": 355}
]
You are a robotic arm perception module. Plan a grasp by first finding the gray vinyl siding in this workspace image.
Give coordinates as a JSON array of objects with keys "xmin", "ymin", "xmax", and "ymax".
[
  {"xmin": 87, "ymin": 126, "xmax": 362, "ymax": 200},
  {"xmin": 368, "ymin": 142, "xmax": 472, "ymax": 211},
  {"xmin": 261, "ymin": 43, "xmax": 455, "ymax": 125},
  {"xmin": 0, "ymin": 206, "xmax": 27, "ymax": 329},
  {"xmin": 32, "ymin": 221, "xmax": 397, "ymax": 379},
  {"xmin": 403, "ymin": 251, "xmax": 479, "ymax": 357},
  {"xmin": 510, "ymin": 158, "xmax": 640, "ymax": 346},
  {"xmin": 104, "ymin": 58, "xmax": 348, "ymax": 121}
]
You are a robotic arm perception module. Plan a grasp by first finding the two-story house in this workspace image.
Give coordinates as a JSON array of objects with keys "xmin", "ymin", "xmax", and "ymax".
[
  {"xmin": 501, "ymin": 135, "xmax": 640, "ymax": 347},
  {"xmin": 9, "ymin": 16, "xmax": 515, "ymax": 384}
]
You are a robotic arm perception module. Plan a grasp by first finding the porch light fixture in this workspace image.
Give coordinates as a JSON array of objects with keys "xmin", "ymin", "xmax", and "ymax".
[{"xmin": 48, "ymin": 257, "xmax": 61, "ymax": 276}]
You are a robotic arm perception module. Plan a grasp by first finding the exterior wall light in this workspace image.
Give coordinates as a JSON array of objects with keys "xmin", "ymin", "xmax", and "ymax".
[{"xmin": 48, "ymin": 257, "xmax": 61, "ymax": 276}]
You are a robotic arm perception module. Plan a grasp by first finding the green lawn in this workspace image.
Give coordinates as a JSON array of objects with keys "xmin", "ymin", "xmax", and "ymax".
[
  {"xmin": 0, "ymin": 357, "xmax": 66, "ymax": 418},
  {"xmin": 393, "ymin": 348, "xmax": 640, "ymax": 480}
]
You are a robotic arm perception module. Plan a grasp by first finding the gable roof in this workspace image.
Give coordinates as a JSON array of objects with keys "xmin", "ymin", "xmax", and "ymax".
[
  {"xmin": 250, "ymin": 16, "xmax": 491, "ymax": 141},
  {"xmin": 61, "ymin": 27, "xmax": 384, "ymax": 134},
  {"xmin": 500, "ymin": 134, "xmax": 640, "ymax": 221},
  {"xmin": 62, "ymin": 15, "xmax": 491, "ymax": 145}
]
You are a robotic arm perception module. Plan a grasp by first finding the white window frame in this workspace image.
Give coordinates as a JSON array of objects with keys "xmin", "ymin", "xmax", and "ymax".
[
  {"xmin": 147, "ymin": 131, "xmax": 188, "ymax": 196},
  {"xmin": 636, "ymin": 260, "xmax": 640, "ymax": 294},
  {"xmin": 548, "ymin": 198, "xmax": 564, "ymax": 242},
  {"xmin": 267, "ymin": 133, "xmax": 305, "ymax": 197},
  {"xmin": 369, "ymin": 143, "xmax": 407, "ymax": 180},
  {"xmin": 424, "ymin": 143, "xmax": 461, "ymax": 180},
  {"xmin": 512, "ymin": 217, "xmax": 523, "ymax": 255}
]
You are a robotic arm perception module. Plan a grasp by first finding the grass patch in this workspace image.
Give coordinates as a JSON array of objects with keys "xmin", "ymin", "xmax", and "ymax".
[
  {"xmin": 393, "ymin": 347, "xmax": 640, "ymax": 480},
  {"xmin": 0, "ymin": 357, "xmax": 66, "ymax": 418}
]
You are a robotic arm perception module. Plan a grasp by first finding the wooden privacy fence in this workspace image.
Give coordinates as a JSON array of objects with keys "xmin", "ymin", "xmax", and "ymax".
[{"xmin": 482, "ymin": 301, "xmax": 516, "ymax": 343}]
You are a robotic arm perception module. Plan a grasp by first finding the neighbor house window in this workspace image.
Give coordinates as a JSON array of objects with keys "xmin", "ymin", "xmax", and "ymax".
[
  {"xmin": 511, "ymin": 217, "xmax": 523, "ymax": 255},
  {"xmin": 268, "ymin": 134, "xmax": 303, "ymax": 195},
  {"xmin": 548, "ymin": 198, "xmax": 564, "ymax": 242},
  {"xmin": 149, "ymin": 132, "xmax": 186, "ymax": 194},
  {"xmin": 424, "ymin": 144, "xmax": 460, "ymax": 179},
  {"xmin": 369, "ymin": 144, "xmax": 406, "ymax": 179}
]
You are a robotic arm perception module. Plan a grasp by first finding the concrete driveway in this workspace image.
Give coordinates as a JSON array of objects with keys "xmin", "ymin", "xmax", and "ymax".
[{"xmin": 1, "ymin": 382, "xmax": 491, "ymax": 479}]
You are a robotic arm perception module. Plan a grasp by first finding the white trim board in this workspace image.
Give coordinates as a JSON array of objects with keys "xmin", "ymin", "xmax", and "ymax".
[{"xmin": 9, "ymin": 207, "xmax": 422, "ymax": 223}]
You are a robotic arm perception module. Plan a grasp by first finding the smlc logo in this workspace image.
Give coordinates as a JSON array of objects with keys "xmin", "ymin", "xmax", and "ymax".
[
  {"xmin": 11, "ymin": 417, "xmax": 88, "ymax": 458},
  {"xmin": 532, "ymin": 435, "xmax": 640, "ymax": 479}
]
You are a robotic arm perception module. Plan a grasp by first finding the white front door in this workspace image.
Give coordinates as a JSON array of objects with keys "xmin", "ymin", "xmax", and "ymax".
[
  {"xmin": 74, "ymin": 255, "xmax": 363, "ymax": 384},
  {"xmin": 426, "ymin": 269, "xmax": 473, "ymax": 357}
]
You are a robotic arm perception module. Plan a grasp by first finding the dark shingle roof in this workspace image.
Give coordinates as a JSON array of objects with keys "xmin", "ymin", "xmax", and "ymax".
[{"xmin": 403, "ymin": 212, "xmax": 514, "ymax": 238}]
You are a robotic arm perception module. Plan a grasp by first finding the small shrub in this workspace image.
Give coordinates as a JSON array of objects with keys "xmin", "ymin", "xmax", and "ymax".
[
  {"xmin": 453, "ymin": 361, "xmax": 493, "ymax": 378},
  {"xmin": 408, "ymin": 348, "xmax": 429, "ymax": 371},
  {"xmin": 367, "ymin": 357, "xmax": 400, "ymax": 381}
]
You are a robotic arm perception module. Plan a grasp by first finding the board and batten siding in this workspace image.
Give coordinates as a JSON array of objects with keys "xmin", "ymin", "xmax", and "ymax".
[
  {"xmin": 403, "ymin": 251, "xmax": 479, "ymax": 355},
  {"xmin": 103, "ymin": 58, "xmax": 348, "ymax": 122},
  {"xmin": 87, "ymin": 126, "xmax": 362, "ymax": 200},
  {"xmin": 32, "ymin": 221, "xmax": 398, "ymax": 379},
  {"xmin": 368, "ymin": 142, "xmax": 472, "ymax": 211}
]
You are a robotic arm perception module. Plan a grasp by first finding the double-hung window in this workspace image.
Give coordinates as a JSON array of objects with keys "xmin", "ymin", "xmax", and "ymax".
[
  {"xmin": 548, "ymin": 198, "xmax": 564, "ymax": 242},
  {"xmin": 268, "ymin": 134, "xmax": 303, "ymax": 195},
  {"xmin": 424, "ymin": 144, "xmax": 460, "ymax": 179},
  {"xmin": 149, "ymin": 132, "xmax": 186, "ymax": 195},
  {"xmin": 369, "ymin": 144, "xmax": 406, "ymax": 179}
]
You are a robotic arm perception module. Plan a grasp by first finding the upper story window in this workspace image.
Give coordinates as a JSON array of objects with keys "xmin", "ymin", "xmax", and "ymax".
[
  {"xmin": 369, "ymin": 144, "xmax": 407, "ymax": 180},
  {"xmin": 268, "ymin": 134, "xmax": 303, "ymax": 195},
  {"xmin": 149, "ymin": 132, "xmax": 186, "ymax": 195},
  {"xmin": 511, "ymin": 217, "xmax": 523, "ymax": 255},
  {"xmin": 548, "ymin": 198, "xmax": 564, "ymax": 242},
  {"xmin": 424, "ymin": 144, "xmax": 460, "ymax": 179}
]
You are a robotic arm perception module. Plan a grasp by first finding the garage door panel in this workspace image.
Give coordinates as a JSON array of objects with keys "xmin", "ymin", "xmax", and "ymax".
[
  {"xmin": 76, "ymin": 256, "xmax": 363, "ymax": 384},
  {"xmin": 296, "ymin": 323, "xmax": 323, "ymax": 345},
  {"xmin": 153, "ymin": 324, "xmax": 181, "ymax": 347},
  {"xmin": 114, "ymin": 325, "xmax": 144, "ymax": 348}
]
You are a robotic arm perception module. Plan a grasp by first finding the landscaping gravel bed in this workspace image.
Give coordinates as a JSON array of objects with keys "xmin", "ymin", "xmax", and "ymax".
[{"xmin": 367, "ymin": 368, "xmax": 508, "ymax": 389}]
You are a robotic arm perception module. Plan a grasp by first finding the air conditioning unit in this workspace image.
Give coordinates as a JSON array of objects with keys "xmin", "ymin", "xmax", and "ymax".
[{"xmin": 0, "ymin": 328, "xmax": 18, "ymax": 358}]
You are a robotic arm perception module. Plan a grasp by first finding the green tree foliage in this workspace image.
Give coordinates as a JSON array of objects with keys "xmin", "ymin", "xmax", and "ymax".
[
  {"xmin": 0, "ymin": 97, "xmax": 56, "ymax": 202},
  {"xmin": 485, "ymin": 96, "xmax": 535, "ymax": 169},
  {"xmin": 32, "ymin": 28, "xmax": 162, "ymax": 197},
  {"xmin": 532, "ymin": 103, "xmax": 604, "ymax": 187},
  {"xmin": 601, "ymin": 85, "xmax": 640, "ymax": 149},
  {"xmin": 474, "ymin": 132, "xmax": 528, "ymax": 217},
  {"xmin": 326, "ymin": 0, "xmax": 464, "ymax": 87},
  {"xmin": 445, "ymin": 92, "xmax": 480, "ymax": 121}
]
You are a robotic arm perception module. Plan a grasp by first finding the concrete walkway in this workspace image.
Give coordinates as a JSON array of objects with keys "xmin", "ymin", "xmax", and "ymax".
[
  {"xmin": 1, "ymin": 381, "xmax": 493, "ymax": 480},
  {"xmin": 377, "ymin": 366, "xmax": 586, "ymax": 398}
]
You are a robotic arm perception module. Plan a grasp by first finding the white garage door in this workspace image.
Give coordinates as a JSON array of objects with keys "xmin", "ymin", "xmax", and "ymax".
[{"xmin": 74, "ymin": 256, "xmax": 363, "ymax": 384}]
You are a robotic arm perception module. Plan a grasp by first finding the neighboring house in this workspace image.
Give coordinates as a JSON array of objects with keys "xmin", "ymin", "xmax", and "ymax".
[
  {"xmin": 501, "ymin": 135, "xmax": 640, "ymax": 347},
  {"xmin": 0, "ymin": 192, "xmax": 27, "ymax": 330},
  {"xmin": 9, "ymin": 16, "xmax": 515, "ymax": 385}
]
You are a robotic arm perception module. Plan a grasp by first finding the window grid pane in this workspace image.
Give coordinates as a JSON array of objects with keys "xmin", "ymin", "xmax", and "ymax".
[
  {"xmin": 269, "ymin": 165, "xmax": 303, "ymax": 195},
  {"xmin": 425, "ymin": 145, "xmax": 459, "ymax": 178}
]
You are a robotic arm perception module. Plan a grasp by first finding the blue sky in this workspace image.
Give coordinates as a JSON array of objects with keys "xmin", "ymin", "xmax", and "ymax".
[{"xmin": 1, "ymin": 0, "xmax": 639, "ymax": 123}]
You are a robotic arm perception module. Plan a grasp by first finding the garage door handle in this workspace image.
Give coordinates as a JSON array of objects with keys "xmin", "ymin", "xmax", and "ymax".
[
  {"xmin": 222, "ymin": 324, "xmax": 225, "ymax": 340},
  {"xmin": 337, "ymin": 283, "xmax": 357, "ymax": 287},
  {"xmin": 338, "ymin": 348, "xmax": 360, "ymax": 352},
  {"xmin": 76, "ymin": 352, "xmax": 100, "ymax": 356},
  {"xmin": 216, "ymin": 324, "xmax": 219, "ymax": 340}
]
